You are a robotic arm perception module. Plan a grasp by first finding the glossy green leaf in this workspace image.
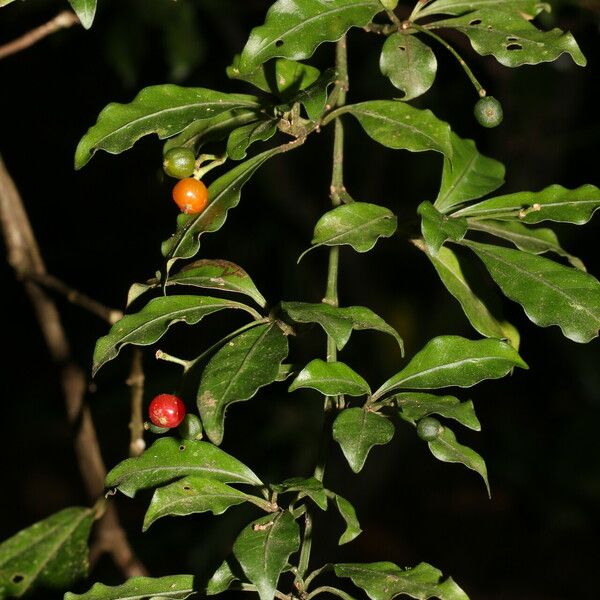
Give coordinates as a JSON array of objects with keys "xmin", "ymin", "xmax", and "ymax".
[
  {"xmin": 271, "ymin": 477, "xmax": 327, "ymax": 510},
  {"xmin": 233, "ymin": 511, "xmax": 300, "ymax": 600},
  {"xmin": 465, "ymin": 241, "xmax": 600, "ymax": 343},
  {"xmin": 335, "ymin": 561, "xmax": 468, "ymax": 600},
  {"xmin": 373, "ymin": 336, "xmax": 527, "ymax": 399},
  {"xmin": 206, "ymin": 560, "xmax": 239, "ymax": 595},
  {"xmin": 0, "ymin": 507, "xmax": 93, "ymax": 598},
  {"xmin": 163, "ymin": 109, "xmax": 260, "ymax": 155},
  {"xmin": 68, "ymin": 0, "xmax": 97, "ymax": 29},
  {"xmin": 395, "ymin": 392, "xmax": 480, "ymax": 430},
  {"xmin": 289, "ymin": 360, "xmax": 371, "ymax": 397},
  {"xmin": 300, "ymin": 203, "xmax": 397, "ymax": 260},
  {"xmin": 416, "ymin": 0, "xmax": 550, "ymax": 19},
  {"xmin": 105, "ymin": 438, "xmax": 262, "ymax": 497},
  {"xmin": 430, "ymin": 9, "xmax": 586, "ymax": 67},
  {"xmin": 281, "ymin": 302, "xmax": 403, "ymax": 353},
  {"xmin": 334, "ymin": 494, "xmax": 362, "ymax": 545},
  {"xmin": 75, "ymin": 85, "xmax": 260, "ymax": 168},
  {"xmin": 434, "ymin": 133, "xmax": 505, "ymax": 213},
  {"xmin": 238, "ymin": 0, "xmax": 382, "ymax": 74},
  {"xmin": 65, "ymin": 575, "xmax": 195, "ymax": 600},
  {"xmin": 93, "ymin": 296, "xmax": 257, "ymax": 375},
  {"xmin": 0, "ymin": 0, "xmax": 17, "ymax": 7},
  {"xmin": 143, "ymin": 476, "xmax": 250, "ymax": 531},
  {"xmin": 337, "ymin": 101, "xmax": 452, "ymax": 157},
  {"xmin": 198, "ymin": 322, "xmax": 289, "ymax": 445},
  {"xmin": 227, "ymin": 118, "xmax": 278, "ymax": 160},
  {"xmin": 293, "ymin": 68, "xmax": 337, "ymax": 120},
  {"xmin": 332, "ymin": 408, "xmax": 395, "ymax": 473},
  {"xmin": 418, "ymin": 201, "xmax": 468, "ymax": 254},
  {"xmin": 380, "ymin": 33, "xmax": 437, "ymax": 100},
  {"xmin": 428, "ymin": 425, "xmax": 489, "ymax": 495},
  {"xmin": 452, "ymin": 184, "xmax": 600, "ymax": 225},
  {"xmin": 127, "ymin": 259, "xmax": 267, "ymax": 308},
  {"xmin": 162, "ymin": 146, "xmax": 285, "ymax": 272},
  {"xmin": 414, "ymin": 240, "xmax": 507, "ymax": 339},
  {"xmin": 468, "ymin": 219, "xmax": 586, "ymax": 270}
]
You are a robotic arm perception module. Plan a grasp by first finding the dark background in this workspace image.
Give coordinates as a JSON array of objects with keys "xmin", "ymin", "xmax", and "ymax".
[{"xmin": 1, "ymin": 1, "xmax": 599, "ymax": 599}]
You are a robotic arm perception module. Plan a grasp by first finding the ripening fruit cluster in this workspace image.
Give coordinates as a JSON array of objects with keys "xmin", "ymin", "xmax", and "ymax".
[{"xmin": 163, "ymin": 147, "xmax": 209, "ymax": 215}]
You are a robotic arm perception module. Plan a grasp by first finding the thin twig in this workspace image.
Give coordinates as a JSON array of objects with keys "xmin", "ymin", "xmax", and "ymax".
[
  {"xmin": 0, "ymin": 11, "xmax": 80, "ymax": 61},
  {"xmin": 127, "ymin": 349, "xmax": 146, "ymax": 457},
  {"xmin": 0, "ymin": 155, "xmax": 147, "ymax": 577}
]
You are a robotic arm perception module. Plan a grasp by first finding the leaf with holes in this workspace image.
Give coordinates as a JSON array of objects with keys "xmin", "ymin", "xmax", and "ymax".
[
  {"xmin": 380, "ymin": 33, "xmax": 437, "ymax": 100},
  {"xmin": 418, "ymin": 201, "xmax": 468, "ymax": 254},
  {"xmin": 452, "ymin": 184, "xmax": 600, "ymax": 225},
  {"xmin": 335, "ymin": 561, "xmax": 468, "ymax": 600},
  {"xmin": 127, "ymin": 259, "xmax": 267, "ymax": 308},
  {"xmin": 226, "ymin": 118, "xmax": 278, "ymax": 160},
  {"xmin": 232, "ymin": 511, "xmax": 300, "ymax": 600},
  {"xmin": 271, "ymin": 477, "xmax": 328, "ymax": 510},
  {"xmin": 373, "ymin": 336, "xmax": 527, "ymax": 400},
  {"xmin": 281, "ymin": 302, "xmax": 403, "ymax": 353},
  {"xmin": 93, "ymin": 296, "xmax": 258, "ymax": 375},
  {"xmin": 430, "ymin": 9, "xmax": 586, "ymax": 67},
  {"xmin": 198, "ymin": 322, "xmax": 289, "ymax": 445},
  {"xmin": 334, "ymin": 494, "xmax": 362, "ymax": 545},
  {"xmin": 465, "ymin": 241, "xmax": 600, "ymax": 343},
  {"xmin": 300, "ymin": 203, "xmax": 397, "ymax": 260},
  {"xmin": 434, "ymin": 133, "xmax": 505, "ymax": 214},
  {"xmin": 428, "ymin": 425, "xmax": 490, "ymax": 496},
  {"xmin": 162, "ymin": 146, "xmax": 286, "ymax": 272},
  {"xmin": 106, "ymin": 438, "xmax": 262, "ymax": 497},
  {"xmin": 395, "ymin": 392, "xmax": 480, "ymax": 430},
  {"xmin": 68, "ymin": 0, "xmax": 97, "ymax": 29},
  {"xmin": 336, "ymin": 101, "xmax": 452, "ymax": 157},
  {"xmin": 65, "ymin": 575, "xmax": 195, "ymax": 600},
  {"xmin": 416, "ymin": 0, "xmax": 550, "ymax": 19},
  {"xmin": 238, "ymin": 0, "xmax": 383, "ymax": 74},
  {"xmin": 333, "ymin": 408, "xmax": 395, "ymax": 473},
  {"xmin": 75, "ymin": 85, "xmax": 260, "ymax": 168},
  {"xmin": 0, "ymin": 507, "xmax": 93, "ymax": 598},
  {"xmin": 467, "ymin": 220, "xmax": 585, "ymax": 270},
  {"xmin": 289, "ymin": 360, "xmax": 371, "ymax": 397}
]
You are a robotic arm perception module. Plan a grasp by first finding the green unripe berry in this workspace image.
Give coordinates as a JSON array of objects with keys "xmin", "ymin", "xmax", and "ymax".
[
  {"xmin": 416, "ymin": 416, "xmax": 443, "ymax": 442},
  {"xmin": 163, "ymin": 147, "xmax": 196, "ymax": 179},
  {"xmin": 474, "ymin": 96, "xmax": 503, "ymax": 128},
  {"xmin": 178, "ymin": 413, "xmax": 203, "ymax": 440},
  {"xmin": 380, "ymin": 0, "xmax": 399, "ymax": 10},
  {"xmin": 144, "ymin": 421, "xmax": 170, "ymax": 435}
]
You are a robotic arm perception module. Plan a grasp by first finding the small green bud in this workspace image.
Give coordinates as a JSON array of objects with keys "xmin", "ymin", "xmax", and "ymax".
[
  {"xmin": 145, "ymin": 421, "xmax": 170, "ymax": 435},
  {"xmin": 474, "ymin": 96, "xmax": 503, "ymax": 128},
  {"xmin": 416, "ymin": 416, "xmax": 443, "ymax": 442},
  {"xmin": 380, "ymin": 0, "xmax": 399, "ymax": 10},
  {"xmin": 178, "ymin": 413, "xmax": 203, "ymax": 440}
]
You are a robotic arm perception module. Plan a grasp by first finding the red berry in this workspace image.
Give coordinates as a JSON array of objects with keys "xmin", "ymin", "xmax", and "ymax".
[
  {"xmin": 149, "ymin": 394, "xmax": 186, "ymax": 428},
  {"xmin": 172, "ymin": 178, "xmax": 209, "ymax": 214}
]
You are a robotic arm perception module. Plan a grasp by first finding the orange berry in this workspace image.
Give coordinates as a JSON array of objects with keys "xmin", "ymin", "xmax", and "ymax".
[{"xmin": 172, "ymin": 178, "xmax": 209, "ymax": 214}]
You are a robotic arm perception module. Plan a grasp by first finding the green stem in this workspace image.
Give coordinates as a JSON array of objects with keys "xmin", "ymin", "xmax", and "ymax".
[{"xmin": 307, "ymin": 586, "xmax": 357, "ymax": 600}]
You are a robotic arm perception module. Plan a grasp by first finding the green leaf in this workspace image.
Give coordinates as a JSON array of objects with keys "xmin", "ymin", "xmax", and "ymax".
[
  {"xmin": 93, "ymin": 296, "xmax": 257, "ymax": 375},
  {"xmin": 465, "ymin": 241, "xmax": 600, "ymax": 343},
  {"xmin": 127, "ymin": 259, "xmax": 267, "ymax": 308},
  {"xmin": 271, "ymin": 477, "xmax": 327, "ymax": 510},
  {"xmin": 467, "ymin": 219, "xmax": 586, "ymax": 270},
  {"xmin": 75, "ymin": 85, "xmax": 259, "ymax": 168},
  {"xmin": 418, "ymin": 201, "xmax": 468, "ymax": 254},
  {"xmin": 105, "ymin": 438, "xmax": 262, "ymax": 497},
  {"xmin": 395, "ymin": 392, "xmax": 480, "ymax": 430},
  {"xmin": 233, "ymin": 511, "xmax": 300, "ymax": 600},
  {"xmin": 206, "ymin": 560, "xmax": 239, "ymax": 595},
  {"xmin": 332, "ymin": 408, "xmax": 395, "ymax": 473},
  {"xmin": 416, "ymin": 0, "xmax": 550, "ymax": 19},
  {"xmin": 198, "ymin": 322, "xmax": 289, "ymax": 445},
  {"xmin": 162, "ymin": 146, "xmax": 285, "ymax": 272},
  {"xmin": 143, "ymin": 476, "xmax": 250, "ymax": 531},
  {"xmin": 68, "ymin": 0, "xmax": 97, "ymax": 29},
  {"xmin": 238, "ymin": 0, "xmax": 382, "ymax": 74},
  {"xmin": 335, "ymin": 561, "xmax": 468, "ymax": 600},
  {"xmin": 300, "ymin": 203, "xmax": 397, "ymax": 260},
  {"xmin": 0, "ymin": 507, "xmax": 93, "ymax": 598},
  {"xmin": 414, "ymin": 240, "xmax": 508, "ymax": 339},
  {"xmin": 293, "ymin": 68, "xmax": 337, "ymax": 120},
  {"xmin": 289, "ymin": 360, "xmax": 371, "ymax": 397},
  {"xmin": 334, "ymin": 494, "xmax": 362, "ymax": 545},
  {"xmin": 373, "ymin": 335, "xmax": 527, "ymax": 399},
  {"xmin": 65, "ymin": 575, "xmax": 195, "ymax": 600},
  {"xmin": 430, "ymin": 9, "xmax": 586, "ymax": 67},
  {"xmin": 281, "ymin": 302, "xmax": 403, "ymax": 353},
  {"xmin": 428, "ymin": 425, "xmax": 489, "ymax": 496},
  {"xmin": 227, "ymin": 118, "xmax": 278, "ymax": 160},
  {"xmin": 434, "ymin": 133, "xmax": 505, "ymax": 214},
  {"xmin": 0, "ymin": 0, "xmax": 18, "ymax": 7},
  {"xmin": 337, "ymin": 101, "xmax": 452, "ymax": 157},
  {"xmin": 452, "ymin": 184, "xmax": 600, "ymax": 225},
  {"xmin": 380, "ymin": 33, "xmax": 437, "ymax": 100}
]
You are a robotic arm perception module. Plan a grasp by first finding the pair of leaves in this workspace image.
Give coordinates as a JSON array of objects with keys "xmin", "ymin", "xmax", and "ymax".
[{"xmin": 65, "ymin": 575, "xmax": 195, "ymax": 600}]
